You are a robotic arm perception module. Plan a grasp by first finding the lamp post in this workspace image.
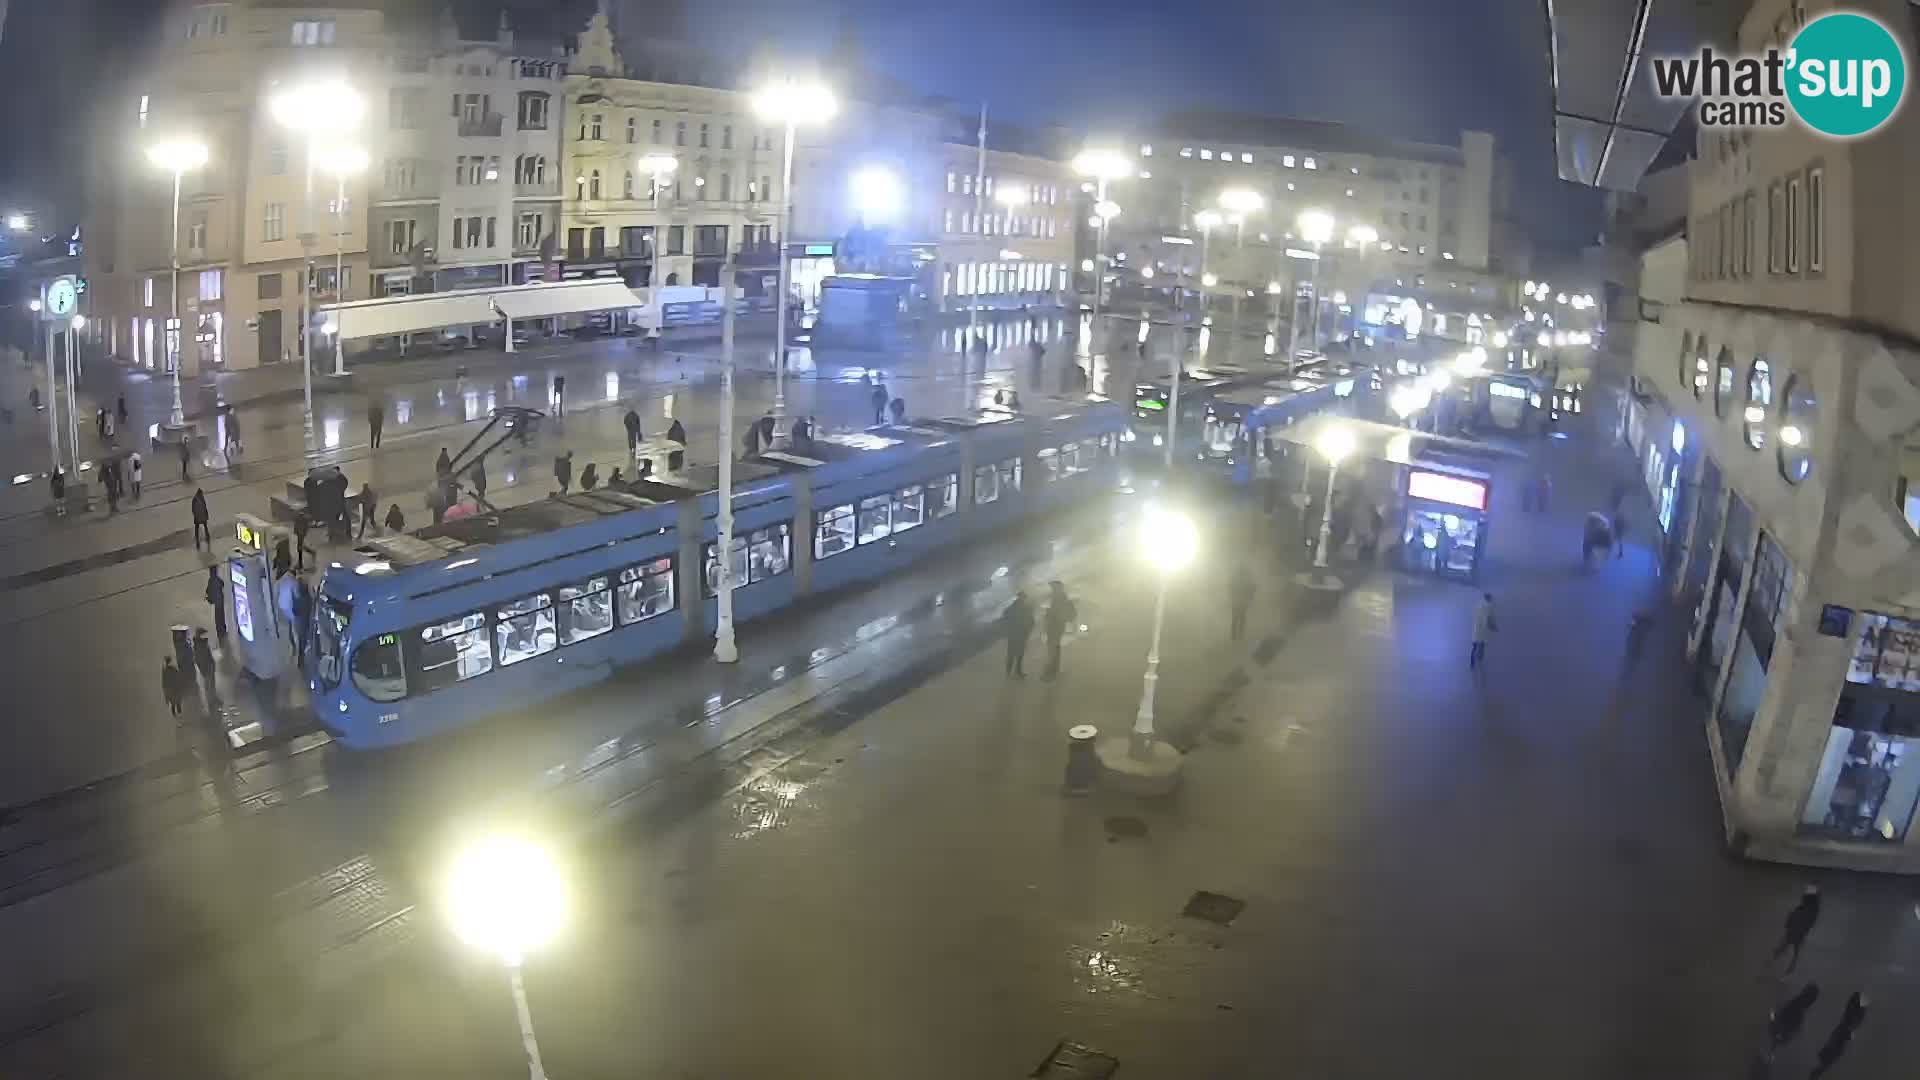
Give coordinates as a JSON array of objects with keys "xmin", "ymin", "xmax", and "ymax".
[
  {"xmin": 714, "ymin": 234, "xmax": 740, "ymax": 664},
  {"xmin": 145, "ymin": 137, "xmax": 209, "ymax": 432},
  {"xmin": 445, "ymin": 835, "xmax": 566, "ymax": 1080},
  {"xmin": 1192, "ymin": 209, "xmax": 1220, "ymax": 367},
  {"xmin": 1132, "ymin": 504, "xmax": 1198, "ymax": 752},
  {"xmin": 637, "ymin": 152, "xmax": 678, "ymax": 293},
  {"xmin": 752, "ymin": 77, "xmax": 837, "ymax": 436},
  {"xmin": 1293, "ymin": 209, "xmax": 1334, "ymax": 369},
  {"xmin": 315, "ymin": 142, "xmax": 367, "ymax": 378},
  {"xmin": 270, "ymin": 78, "xmax": 364, "ymax": 451},
  {"xmin": 1071, "ymin": 148, "xmax": 1133, "ymax": 362},
  {"xmin": 1311, "ymin": 423, "xmax": 1355, "ymax": 568}
]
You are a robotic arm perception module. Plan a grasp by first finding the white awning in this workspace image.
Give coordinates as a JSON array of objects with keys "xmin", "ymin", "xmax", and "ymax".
[
  {"xmin": 490, "ymin": 280, "xmax": 642, "ymax": 321},
  {"xmin": 324, "ymin": 292, "xmax": 499, "ymax": 341}
]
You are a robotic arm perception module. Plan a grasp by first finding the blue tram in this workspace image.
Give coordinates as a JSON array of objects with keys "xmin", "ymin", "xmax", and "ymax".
[{"xmin": 309, "ymin": 401, "xmax": 1126, "ymax": 748}]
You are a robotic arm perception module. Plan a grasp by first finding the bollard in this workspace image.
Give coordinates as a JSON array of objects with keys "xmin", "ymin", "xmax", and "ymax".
[{"xmin": 1064, "ymin": 724, "xmax": 1099, "ymax": 796}]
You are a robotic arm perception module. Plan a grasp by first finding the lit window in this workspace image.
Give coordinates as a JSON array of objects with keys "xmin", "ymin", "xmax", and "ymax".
[
  {"xmin": 1140, "ymin": 143, "xmax": 1152, "ymax": 157},
  {"xmin": 1240, "ymin": 153, "xmax": 1253, "ymax": 163},
  {"xmin": 1282, "ymin": 155, "xmax": 1295, "ymax": 167},
  {"xmin": 1199, "ymin": 149, "xmax": 1212, "ymax": 160},
  {"xmin": 1807, "ymin": 167, "xmax": 1824, "ymax": 273},
  {"xmin": 1179, "ymin": 147, "xmax": 1192, "ymax": 158},
  {"xmin": 137, "ymin": 94, "xmax": 149, "ymax": 128},
  {"xmin": 290, "ymin": 18, "xmax": 335, "ymax": 46},
  {"xmin": 1345, "ymin": 188, "xmax": 1354, "ymax": 197},
  {"xmin": 1303, "ymin": 157, "xmax": 1317, "ymax": 169}
]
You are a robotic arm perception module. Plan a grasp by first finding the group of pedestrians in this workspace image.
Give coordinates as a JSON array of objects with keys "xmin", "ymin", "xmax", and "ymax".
[
  {"xmin": 1756, "ymin": 885, "xmax": 1871, "ymax": 1077},
  {"xmin": 865, "ymin": 376, "xmax": 907, "ymax": 427},
  {"xmin": 1001, "ymin": 581, "xmax": 1076, "ymax": 680},
  {"xmin": 161, "ymin": 567, "xmax": 233, "ymax": 720}
]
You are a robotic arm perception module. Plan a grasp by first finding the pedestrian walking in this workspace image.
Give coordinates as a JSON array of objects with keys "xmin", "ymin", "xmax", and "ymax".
[
  {"xmin": 367, "ymin": 402, "xmax": 384, "ymax": 448},
  {"xmin": 889, "ymin": 397, "xmax": 906, "ymax": 425},
  {"xmin": 190, "ymin": 488, "xmax": 211, "ymax": 548},
  {"xmin": 293, "ymin": 509, "xmax": 315, "ymax": 571},
  {"xmin": 48, "ymin": 466, "xmax": 65, "ymax": 516},
  {"xmin": 1808, "ymin": 991, "xmax": 1867, "ymax": 1079},
  {"xmin": 222, "ymin": 409, "xmax": 242, "ymax": 458},
  {"xmin": 666, "ymin": 418, "xmax": 687, "ymax": 444},
  {"xmin": 128, "ymin": 451, "xmax": 143, "ymax": 500},
  {"xmin": 871, "ymin": 382, "xmax": 889, "ymax": 426},
  {"xmin": 291, "ymin": 574, "xmax": 313, "ymax": 658},
  {"xmin": 1041, "ymin": 580, "xmax": 1077, "ymax": 681},
  {"xmin": 103, "ymin": 410, "xmax": 116, "ymax": 440},
  {"xmin": 95, "ymin": 406, "xmax": 106, "ymax": 441},
  {"xmin": 1229, "ymin": 562, "xmax": 1255, "ymax": 640},
  {"xmin": 192, "ymin": 628, "xmax": 218, "ymax": 706},
  {"xmin": 468, "ymin": 457, "xmax": 487, "ymax": 503},
  {"xmin": 624, "ymin": 408, "xmax": 642, "ymax": 453},
  {"xmin": 102, "ymin": 460, "xmax": 120, "ymax": 514},
  {"xmin": 743, "ymin": 419, "xmax": 762, "ymax": 457},
  {"xmin": 358, "ymin": 483, "xmax": 377, "ymax": 538},
  {"xmin": 1470, "ymin": 592, "xmax": 1497, "ymax": 669},
  {"xmin": 1766, "ymin": 982, "xmax": 1820, "ymax": 1059},
  {"xmin": 1613, "ymin": 508, "xmax": 1629, "ymax": 559},
  {"xmin": 116, "ymin": 394, "xmax": 128, "ymax": 430},
  {"xmin": 759, "ymin": 415, "xmax": 775, "ymax": 448},
  {"xmin": 580, "ymin": 462, "xmax": 599, "ymax": 491},
  {"xmin": 435, "ymin": 447, "xmax": 452, "ymax": 480},
  {"xmin": 205, "ymin": 564, "xmax": 228, "ymax": 641},
  {"xmin": 552, "ymin": 373, "xmax": 566, "ymax": 416},
  {"xmin": 1772, "ymin": 885, "xmax": 1822, "ymax": 973},
  {"xmin": 28, "ymin": 386, "xmax": 39, "ymax": 411},
  {"xmin": 161, "ymin": 657, "xmax": 185, "ymax": 718},
  {"xmin": 178, "ymin": 436, "xmax": 191, "ymax": 482},
  {"xmin": 427, "ymin": 483, "xmax": 448, "ymax": 525},
  {"xmin": 1002, "ymin": 589, "xmax": 1035, "ymax": 678},
  {"xmin": 384, "ymin": 503, "xmax": 405, "ymax": 533},
  {"xmin": 1582, "ymin": 512, "xmax": 1613, "ymax": 566},
  {"xmin": 554, "ymin": 451, "xmax": 574, "ymax": 494}
]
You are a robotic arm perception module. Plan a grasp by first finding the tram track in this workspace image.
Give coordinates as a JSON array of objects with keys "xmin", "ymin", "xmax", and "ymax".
[{"xmin": 0, "ymin": 508, "xmax": 1118, "ymax": 1070}]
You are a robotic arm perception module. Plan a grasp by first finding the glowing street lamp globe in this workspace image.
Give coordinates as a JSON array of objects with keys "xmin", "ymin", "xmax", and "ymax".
[
  {"xmin": 1217, "ymin": 187, "xmax": 1264, "ymax": 216},
  {"xmin": 1297, "ymin": 209, "xmax": 1336, "ymax": 247},
  {"xmin": 1193, "ymin": 209, "xmax": 1223, "ymax": 232},
  {"xmin": 1072, "ymin": 148, "xmax": 1134, "ymax": 181},
  {"xmin": 1315, "ymin": 423, "xmax": 1356, "ymax": 466},
  {"xmin": 1345, "ymin": 224, "xmax": 1379, "ymax": 248},
  {"xmin": 269, "ymin": 79, "xmax": 365, "ymax": 139},
  {"xmin": 445, "ymin": 835, "xmax": 566, "ymax": 967},
  {"xmin": 146, "ymin": 137, "xmax": 210, "ymax": 175},
  {"xmin": 752, "ymin": 78, "xmax": 837, "ymax": 125},
  {"xmin": 1137, "ymin": 505, "xmax": 1199, "ymax": 574}
]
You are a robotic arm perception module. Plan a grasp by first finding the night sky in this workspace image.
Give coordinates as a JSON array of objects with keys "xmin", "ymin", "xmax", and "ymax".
[{"xmin": 0, "ymin": 0, "xmax": 1599, "ymax": 256}]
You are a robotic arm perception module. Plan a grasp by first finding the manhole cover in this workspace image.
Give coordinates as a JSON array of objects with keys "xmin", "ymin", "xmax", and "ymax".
[
  {"xmin": 1182, "ymin": 890, "xmax": 1246, "ymax": 925},
  {"xmin": 1031, "ymin": 1040, "xmax": 1119, "ymax": 1079},
  {"xmin": 1103, "ymin": 816, "xmax": 1149, "ymax": 839}
]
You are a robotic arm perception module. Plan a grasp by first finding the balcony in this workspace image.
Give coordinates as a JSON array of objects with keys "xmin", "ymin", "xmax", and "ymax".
[
  {"xmin": 457, "ymin": 113, "xmax": 504, "ymax": 138},
  {"xmin": 514, "ymin": 179, "xmax": 560, "ymax": 198}
]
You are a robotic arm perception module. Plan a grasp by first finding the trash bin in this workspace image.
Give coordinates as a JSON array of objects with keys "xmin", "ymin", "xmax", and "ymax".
[{"xmin": 1064, "ymin": 724, "xmax": 1099, "ymax": 796}]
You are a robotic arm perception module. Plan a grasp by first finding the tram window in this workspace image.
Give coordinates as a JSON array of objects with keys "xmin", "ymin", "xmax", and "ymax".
[
  {"xmin": 408, "ymin": 610, "xmax": 491, "ymax": 693},
  {"xmin": 974, "ymin": 464, "xmax": 999, "ymax": 504},
  {"xmin": 857, "ymin": 493, "xmax": 892, "ymax": 544},
  {"xmin": 706, "ymin": 524, "xmax": 791, "ymax": 594},
  {"xmin": 495, "ymin": 593, "xmax": 557, "ymax": 666},
  {"xmin": 893, "ymin": 484, "xmax": 925, "ymax": 533},
  {"xmin": 932, "ymin": 472, "xmax": 959, "ymax": 517},
  {"xmin": 815, "ymin": 503, "xmax": 855, "ymax": 558},
  {"xmin": 1038, "ymin": 447, "xmax": 1060, "ymax": 482},
  {"xmin": 350, "ymin": 633, "xmax": 407, "ymax": 703},
  {"xmin": 557, "ymin": 575, "xmax": 613, "ymax": 645},
  {"xmin": 704, "ymin": 535, "xmax": 747, "ymax": 596},
  {"xmin": 998, "ymin": 457, "xmax": 1023, "ymax": 493},
  {"xmin": 616, "ymin": 558, "xmax": 675, "ymax": 624}
]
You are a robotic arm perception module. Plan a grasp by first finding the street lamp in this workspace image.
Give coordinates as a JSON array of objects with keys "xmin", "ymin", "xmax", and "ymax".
[
  {"xmin": 145, "ymin": 136, "xmax": 210, "ymax": 432},
  {"xmin": 1132, "ymin": 503, "xmax": 1198, "ymax": 752},
  {"xmin": 636, "ymin": 152, "xmax": 678, "ymax": 292},
  {"xmin": 445, "ymin": 835, "xmax": 566, "ymax": 1080},
  {"xmin": 1072, "ymin": 148, "xmax": 1133, "ymax": 355},
  {"xmin": 5, "ymin": 214, "xmax": 27, "ymax": 232},
  {"xmin": 271, "ymin": 78, "xmax": 364, "ymax": 451},
  {"xmin": 753, "ymin": 76, "xmax": 837, "ymax": 434},
  {"xmin": 315, "ymin": 142, "xmax": 367, "ymax": 378},
  {"xmin": 1312, "ymin": 424, "xmax": 1355, "ymax": 568},
  {"xmin": 1345, "ymin": 224, "xmax": 1378, "ymax": 249},
  {"xmin": 849, "ymin": 164, "xmax": 903, "ymax": 227},
  {"xmin": 1292, "ymin": 209, "xmax": 1335, "ymax": 367}
]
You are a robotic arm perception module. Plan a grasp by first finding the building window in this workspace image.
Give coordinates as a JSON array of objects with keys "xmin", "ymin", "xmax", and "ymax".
[
  {"xmin": 517, "ymin": 92, "xmax": 548, "ymax": 130},
  {"xmin": 290, "ymin": 18, "xmax": 335, "ymax": 46},
  {"xmin": 946, "ymin": 171, "xmax": 955, "ymax": 194},
  {"xmin": 588, "ymin": 170, "xmax": 601, "ymax": 199},
  {"xmin": 722, "ymin": 125, "xmax": 733, "ymax": 150},
  {"xmin": 386, "ymin": 218, "xmax": 416, "ymax": 255},
  {"xmin": 1198, "ymin": 149, "xmax": 1212, "ymax": 160},
  {"xmin": 1785, "ymin": 175, "xmax": 1801, "ymax": 273},
  {"xmin": 675, "ymin": 120, "xmax": 685, "ymax": 146},
  {"xmin": 760, "ymin": 174, "xmax": 771, "ymax": 202},
  {"xmin": 266, "ymin": 138, "xmax": 288, "ymax": 176},
  {"xmin": 651, "ymin": 118, "xmax": 662, "ymax": 143},
  {"xmin": 186, "ymin": 211, "xmax": 208, "ymax": 251},
  {"xmin": 1743, "ymin": 357, "xmax": 1774, "ymax": 450},
  {"xmin": 1807, "ymin": 167, "xmax": 1824, "ymax": 273},
  {"xmin": 625, "ymin": 116, "xmax": 636, "ymax": 143},
  {"xmin": 1779, "ymin": 375, "xmax": 1816, "ymax": 484},
  {"xmin": 1767, "ymin": 181, "xmax": 1784, "ymax": 274},
  {"xmin": 1742, "ymin": 191, "xmax": 1757, "ymax": 278},
  {"xmin": 1714, "ymin": 348, "xmax": 1736, "ymax": 417},
  {"xmin": 1304, "ymin": 157, "xmax": 1317, "ymax": 169},
  {"xmin": 718, "ymin": 173, "xmax": 731, "ymax": 201},
  {"xmin": 263, "ymin": 202, "xmax": 285, "ymax": 242},
  {"xmin": 138, "ymin": 94, "xmax": 149, "ymax": 128},
  {"xmin": 514, "ymin": 154, "xmax": 546, "ymax": 186},
  {"xmin": 518, "ymin": 212, "xmax": 543, "ymax": 251}
]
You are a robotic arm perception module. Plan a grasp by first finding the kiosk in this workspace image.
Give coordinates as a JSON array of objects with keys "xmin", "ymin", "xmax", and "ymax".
[
  {"xmin": 229, "ymin": 514, "xmax": 295, "ymax": 681},
  {"xmin": 1398, "ymin": 462, "xmax": 1493, "ymax": 582}
]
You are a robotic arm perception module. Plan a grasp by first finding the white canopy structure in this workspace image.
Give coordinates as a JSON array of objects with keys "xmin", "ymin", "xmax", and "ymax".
[{"xmin": 321, "ymin": 279, "xmax": 646, "ymax": 345}]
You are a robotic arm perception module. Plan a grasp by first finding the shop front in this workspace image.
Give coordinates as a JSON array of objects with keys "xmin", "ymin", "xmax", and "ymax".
[
  {"xmin": 1397, "ymin": 463, "xmax": 1491, "ymax": 582},
  {"xmin": 1800, "ymin": 612, "xmax": 1920, "ymax": 844}
]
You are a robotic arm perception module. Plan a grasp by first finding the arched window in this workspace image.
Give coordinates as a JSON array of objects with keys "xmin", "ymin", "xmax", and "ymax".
[
  {"xmin": 1691, "ymin": 336, "xmax": 1710, "ymax": 399},
  {"xmin": 1679, "ymin": 330, "xmax": 1695, "ymax": 388},
  {"xmin": 626, "ymin": 117, "xmax": 636, "ymax": 143},
  {"xmin": 1743, "ymin": 357, "xmax": 1774, "ymax": 450},
  {"xmin": 624, "ymin": 172, "xmax": 634, "ymax": 199},
  {"xmin": 1779, "ymin": 375, "xmax": 1816, "ymax": 484},
  {"xmin": 589, "ymin": 170, "xmax": 601, "ymax": 200},
  {"xmin": 1713, "ymin": 347, "xmax": 1736, "ymax": 416}
]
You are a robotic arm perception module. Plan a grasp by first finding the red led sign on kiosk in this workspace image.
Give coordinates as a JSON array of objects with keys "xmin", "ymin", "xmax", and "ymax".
[{"xmin": 1407, "ymin": 469, "xmax": 1488, "ymax": 511}]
